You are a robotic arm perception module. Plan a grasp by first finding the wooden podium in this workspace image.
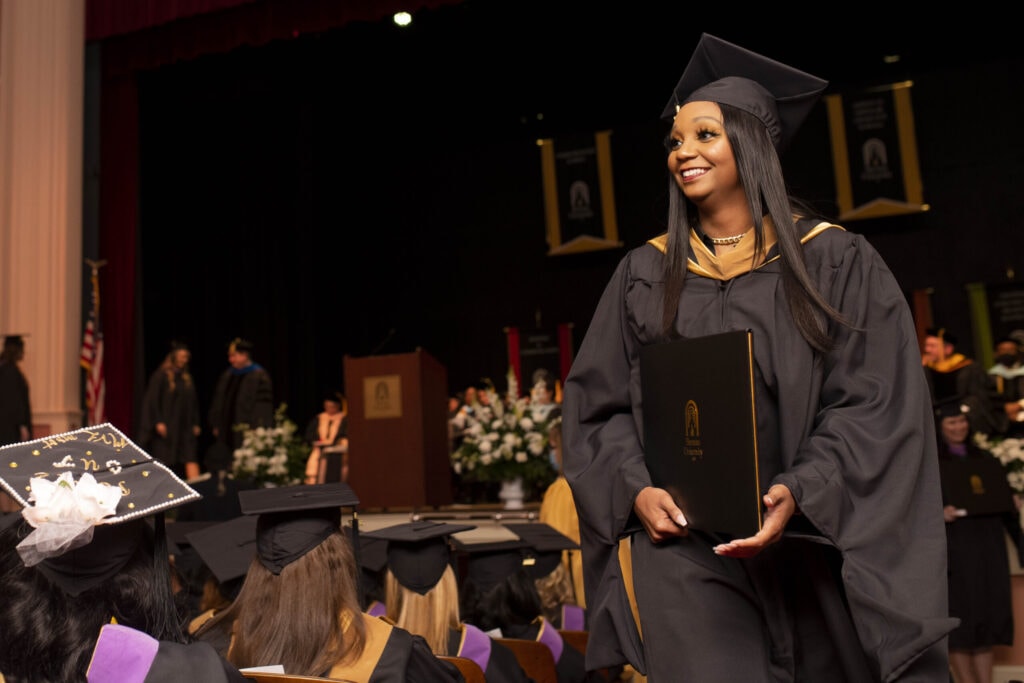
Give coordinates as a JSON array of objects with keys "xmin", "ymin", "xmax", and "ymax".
[{"xmin": 343, "ymin": 348, "xmax": 452, "ymax": 509}]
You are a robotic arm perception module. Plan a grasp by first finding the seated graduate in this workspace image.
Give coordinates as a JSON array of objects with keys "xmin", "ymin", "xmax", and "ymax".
[
  {"xmin": 344, "ymin": 525, "xmax": 389, "ymax": 616},
  {"xmin": 0, "ymin": 424, "xmax": 245, "ymax": 683},
  {"xmin": 185, "ymin": 514, "xmax": 258, "ymax": 655},
  {"xmin": 505, "ymin": 523, "xmax": 586, "ymax": 630},
  {"xmin": 204, "ymin": 483, "xmax": 464, "ymax": 682},
  {"xmin": 365, "ymin": 521, "xmax": 531, "ymax": 683},
  {"xmin": 456, "ymin": 533, "xmax": 587, "ymax": 683}
]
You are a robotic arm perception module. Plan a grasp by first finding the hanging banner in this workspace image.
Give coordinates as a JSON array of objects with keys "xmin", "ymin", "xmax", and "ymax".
[
  {"xmin": 539, "ymin": 130, "xmax": 622, "ymax": 255},
  {"xmin": 825, "ymin": 81, "xmax": 928, "ymax": 221}
]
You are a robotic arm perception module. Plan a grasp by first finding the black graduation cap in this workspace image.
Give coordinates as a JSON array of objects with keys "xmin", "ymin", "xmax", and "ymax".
[
  {"xmin": 364, "ymin": 521, "xmax": 476, "ymax": 595},
  {"xmin": 925, "ymin": 327, "xmax": 957, "ymax": 346},
  {"xmin": 227, "ymin": 337, "xmax": 254, "ymax": 355},
  {"xmin": 934, "ymin": 396, "xmax": 970, "ymax": 420},
  {"xmin": 452, "ymin": 532, "xmax": 530, "ymax": 593},
  {"xmin": 0, "ymin": 423, "xmax": 201, "ymax": 596},
  {"xmin": 238, "ymin": 482, "xmax": 359, "ymax": 575},
  {"xmin": 185, "ymin": 515, "xmax": 258, "ymax": 585},
  {"xmin": 660, "ymin": 33, "xmax": 828, "ymax": 152},
  {"xmin": 504, "ymin": 523, "xmax": 579, "ymax": 580}
]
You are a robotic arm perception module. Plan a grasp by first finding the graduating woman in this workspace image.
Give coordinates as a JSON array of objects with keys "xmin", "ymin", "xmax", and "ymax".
[{"xmin": 562, "ymin": 33, "xmax": 956, "ymax": 682}]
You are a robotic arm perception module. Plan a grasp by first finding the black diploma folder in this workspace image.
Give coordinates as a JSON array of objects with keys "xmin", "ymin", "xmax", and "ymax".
[
  {"xmin": 639, "ymin": 329, "xmax": 762, "ymax": 538},
  {"xmin": 939, "ymin": 455, "xmax": 1015, "ymax": 516}
]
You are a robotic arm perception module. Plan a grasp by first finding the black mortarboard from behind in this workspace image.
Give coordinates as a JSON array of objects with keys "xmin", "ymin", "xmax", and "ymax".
[
  {"xmin": 365, "ymin": 521, "xmax": 476, "ymax": 595},
  {"xmin": 504, "ymin": 523, "xmax": 579, "ymax": 580},
  {"xmin": 934, "ymin": 395, "xmax": 970, "ymax": 420},
  {"xmin": 452, "ymin": 527, "xmax": 530, "ymax": 593},
  {"xmin": 0, "ymin": 423, "xmax": 201, "ymax": 596},
  {"xmin": 660, "ymin": 33, "xmax": 828, "ymax": 152},
  {"xmin": 239, "ymin": 482, "xmax": 359, "ymax": 575},
  {"xmin": 186, "ymin": 515, "xmax": 258, "ymax": 586}
]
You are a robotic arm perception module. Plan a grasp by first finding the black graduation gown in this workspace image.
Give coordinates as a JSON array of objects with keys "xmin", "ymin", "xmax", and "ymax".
[
  {"xmin": 940, "ymin": 445, "xmax": 1017, "ymax": 650},
  {"xmin": 447, "ymin": 625, "xmax": 531, "ymax": 683},
  {"xmin": 0, "ymin": 361, "xmax": 30, "ymax": 445},
  {"xmin": 138, "ymin": 367, "xmax": 200, "ymax": 468},
  {"xmin": 563, "ymin": 219, "xmax": 956, "ymax": 681}
]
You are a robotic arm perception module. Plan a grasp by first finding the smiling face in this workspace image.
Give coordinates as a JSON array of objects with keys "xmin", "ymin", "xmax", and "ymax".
[
  {"xmin": 940, "ymin": 413, "xmax": 970, "ymax": 446},
  {"xmin": 665, "ymin": 101, "xmax": 742, "ymax": 206}
]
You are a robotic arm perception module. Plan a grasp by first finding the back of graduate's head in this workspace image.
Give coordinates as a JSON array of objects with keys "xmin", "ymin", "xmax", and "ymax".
[
  {"xmin": 366, "ymin": 521, "xmax": 474, "ymax": 654},
  {"xmin": 0, "ymin": 425, "xmax": 203, "ymax": 680},
  {"xmin": 227, "ymin": 483, "xmax": 365, "ymax": 675}
]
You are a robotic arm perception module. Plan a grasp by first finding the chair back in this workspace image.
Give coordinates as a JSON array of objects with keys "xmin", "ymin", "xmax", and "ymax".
[
  {"xmin": 437, "ymin": 655, "xmax": 487, "ymax": 683},
  {"xmin": 494, "ymin": 638, "xmax": 558, "ymax": 683},
  {"xmin": 558, "ymin": 629, "xmax": 588, "ymax": 655},
  {"xmin": 240, "ymin": 672, "xmax": 346, "ymax": 683}
]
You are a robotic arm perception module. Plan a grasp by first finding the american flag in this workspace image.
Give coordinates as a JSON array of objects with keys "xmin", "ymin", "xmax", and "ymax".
[{"xmin": 81, "ymin": 264, "xmax": 106, "ymax": 425}]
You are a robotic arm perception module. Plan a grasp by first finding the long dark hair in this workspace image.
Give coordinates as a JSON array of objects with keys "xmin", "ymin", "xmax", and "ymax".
[
  {"xmin": 660, "ymin": 103, "xmax": 846, "ymax": 352},
  {"xmin": 0, "ymin": 518, "xmax": 187, "ymax": 682}
]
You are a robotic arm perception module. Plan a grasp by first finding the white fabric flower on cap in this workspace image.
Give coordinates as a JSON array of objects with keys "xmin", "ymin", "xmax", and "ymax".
[{"xmin": 17, "ymin": 471, "xmax": 122, "ymax": 566}]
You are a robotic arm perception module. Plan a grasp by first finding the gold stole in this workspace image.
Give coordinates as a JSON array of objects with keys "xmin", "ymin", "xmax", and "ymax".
[{"xmin": 327, "ymin": 613, "xmax": 392, "ymax": 682}]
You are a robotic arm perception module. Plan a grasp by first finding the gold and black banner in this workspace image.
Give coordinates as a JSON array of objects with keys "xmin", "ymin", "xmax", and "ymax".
[
  {"xmin": 826, "ymin": 81, "xmax": 928, "ymax": 221},
  {"xmin": 539, "ymin": 130, "xmax": 622, "ymax": 255}
]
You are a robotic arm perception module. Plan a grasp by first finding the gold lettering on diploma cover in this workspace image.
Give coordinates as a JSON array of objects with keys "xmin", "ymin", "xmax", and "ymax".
[
  {"xmin": 970, "ymin": 474, "xmax": 986, "ymax": 496},
  {"xmin": 683, "ymin": 400, "xmax": 703, "ymax": 461}
]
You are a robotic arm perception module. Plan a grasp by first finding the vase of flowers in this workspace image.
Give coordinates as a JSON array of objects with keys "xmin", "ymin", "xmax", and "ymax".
[
  {"xmin": 232, "ymin": 403, "xmax": 310, "ymax": 488},
  {"xmin": 450, "ymin": 371, "xmax": 558, "ymax": 506}
]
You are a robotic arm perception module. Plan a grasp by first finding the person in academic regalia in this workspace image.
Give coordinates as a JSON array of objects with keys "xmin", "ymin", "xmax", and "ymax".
[
  {"xmin": 138, "ymin": 341, "xmax": 202, "ymax": 479},
  {"xmin": 207, "ymin": 337, "xmax": 274, "ymax": 471},
  {"xmin": 203, "ymin": 483, "xmax": 463, "ymax": 682},
  {"xmin": 0, "ymin": 334, "xmax": 31, "ymax": 446},
  {"xmin": 365, "ymin": 521, "xmax": 531, "ymax": 683},
  {"xmin": 303, "ymin": 390, "xmax": 349, "ymax": 484},
  {"xmin": 922, "ymin": 327, "xmax": 1000, "ymax": 436},
  {"xmin": 456, "ymin": 535, "xmax": 588, "ymax": 683},
  {"xmin": 935, "ymin": 397, "xmax": 1022, "ymax": 683},
  {"xmin": 561, "ymin": 33, "xmax": 955, "ymax": 682},
  {"xmin": 0, "ymin": 425, "xmax": 245, "ymax": 683}
]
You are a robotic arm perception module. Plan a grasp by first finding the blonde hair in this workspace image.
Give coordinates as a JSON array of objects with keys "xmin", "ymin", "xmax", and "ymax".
[
  {"xmin": 384, "ymin": 564, "xmax": 461, "ymax": 655},
  {"xmin": 534, "ymin": 561, "xmax": 576, "ymax": 624}
]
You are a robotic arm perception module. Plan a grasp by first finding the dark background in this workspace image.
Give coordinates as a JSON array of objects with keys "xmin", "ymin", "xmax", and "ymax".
[{"xmin": 93, "ymin": 0, "xmax": 1024, "ymax": 441}]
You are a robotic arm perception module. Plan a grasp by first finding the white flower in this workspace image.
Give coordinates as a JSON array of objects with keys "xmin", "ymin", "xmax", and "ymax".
[{"xmin": 22, "ymin": 472, "xmax": 121, "ymax": 528}]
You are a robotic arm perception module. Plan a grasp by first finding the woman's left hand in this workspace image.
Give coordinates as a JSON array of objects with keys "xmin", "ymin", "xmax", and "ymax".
[{"xmin": 712, "ymin": 484, "xmax": 796, "ymax": 558}]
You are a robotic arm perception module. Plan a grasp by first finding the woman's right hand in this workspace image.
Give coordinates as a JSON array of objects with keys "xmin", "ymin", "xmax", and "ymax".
[{"xmin": 634, "ymin": 486, "xmax": 688, "ymax": 542}]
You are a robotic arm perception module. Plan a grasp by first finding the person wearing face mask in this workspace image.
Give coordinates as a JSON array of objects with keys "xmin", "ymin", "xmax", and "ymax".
[{"xmin": 988, "ymin": 336, "xmax": 1024, "ymax": 438}]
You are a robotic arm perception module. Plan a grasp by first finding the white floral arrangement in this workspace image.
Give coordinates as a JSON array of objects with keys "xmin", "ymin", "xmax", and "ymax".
[
  {"xmin": 450, "ymin": 369, "xmax": 558, "ymax": 492},
  {"xmin": 17, "ymin": 471, "xmax": 122, "ymax": 566},
  {"xmin": 232, "ymin": 403, "xmax": 310, "ymax": 487},
  {"xmin": 974, "ymin": 433, "xmax": 1024, "ymax": 493}
]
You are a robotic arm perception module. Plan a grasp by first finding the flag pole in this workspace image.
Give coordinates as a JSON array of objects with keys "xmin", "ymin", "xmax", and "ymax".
[{"xmin": 82, "ymin": 259, "xmax": 107, "ymax": 426}]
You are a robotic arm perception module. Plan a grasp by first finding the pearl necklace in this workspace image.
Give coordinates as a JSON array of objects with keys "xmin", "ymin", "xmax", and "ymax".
[{"xmin": 707, "ymin": 233, "xmax": 746, "ymax": 245}]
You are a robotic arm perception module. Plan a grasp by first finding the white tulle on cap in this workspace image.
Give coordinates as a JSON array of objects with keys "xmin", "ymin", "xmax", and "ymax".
[{"xmin": 17, "ymin": 471, "xmax": 122, "ymax": 566}]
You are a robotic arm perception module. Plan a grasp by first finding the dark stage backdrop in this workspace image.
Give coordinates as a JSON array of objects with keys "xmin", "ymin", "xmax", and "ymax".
[{"xmin": 124, "ymin": 0, "xmax": 1024, "ymax": 444}]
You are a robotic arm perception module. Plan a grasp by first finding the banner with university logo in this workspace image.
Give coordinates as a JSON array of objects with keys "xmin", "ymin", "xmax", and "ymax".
[
  {"xmin": 538, "ymin": 130, "xmax": 622, "ymax": 255},
  {"xmin": 825, "ymin": 81, "xmax": 928, "ymax": 221}
]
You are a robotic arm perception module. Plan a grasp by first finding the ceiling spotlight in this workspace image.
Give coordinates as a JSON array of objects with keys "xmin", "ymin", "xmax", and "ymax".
[{"xmin": 393, "ymin": 11, "xmax": 412, "ymax": 27}]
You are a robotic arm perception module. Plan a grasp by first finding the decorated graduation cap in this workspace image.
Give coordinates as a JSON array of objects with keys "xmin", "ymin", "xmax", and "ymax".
[
  {"xmin": 186, "ymin": 515, "xmax": 258, "ymax": 586},
  {"xmin": 364, "ymin": 520, "xmax": 476, "ymax": 595},
  {"xmin": 660, "ymin": 33, "xmax": 828, "ymax": 152},
  {"xmin": 505, "ymin": 523, "xmax": 579, "ymax": 580},
  {"xmin": 452, "ymin": 526, "xmax": 530, "ymax": 593},
  {"xmin": 0, "ymin": 423, "xmax": 201, "ymax": 595},
  {"xmin": 238, "ymin": 482, "xmax": 359, "ymax": 575}
]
